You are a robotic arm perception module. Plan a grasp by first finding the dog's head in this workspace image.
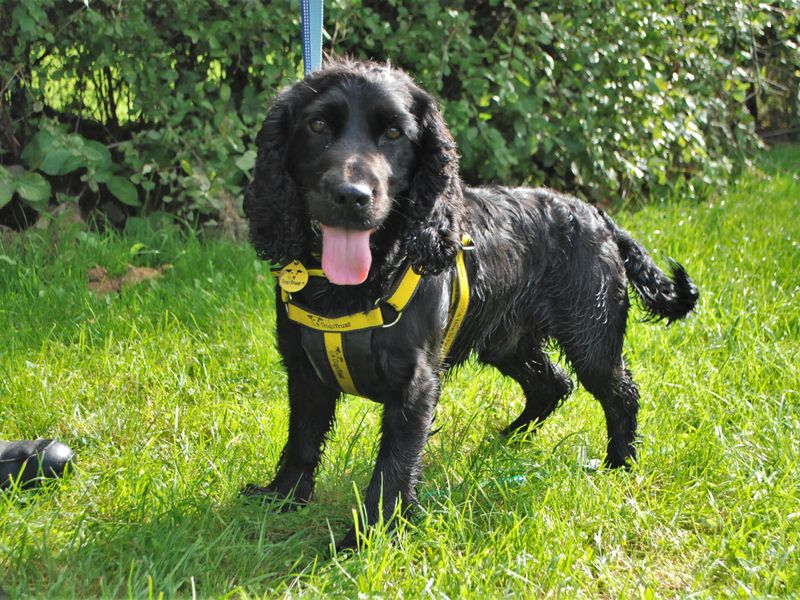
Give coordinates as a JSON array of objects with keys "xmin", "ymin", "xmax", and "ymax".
[{"xmin": 245, "ymin": 60, "xmax": 464, "ymax": 285}]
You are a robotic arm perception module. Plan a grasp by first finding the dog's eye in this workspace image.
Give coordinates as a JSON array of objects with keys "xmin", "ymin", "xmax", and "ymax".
[
  {"xmin": 384, "ymin": 126, "xmax": 403, "ymax": 140},
  {"xmin": 309, "ymin": 119, "xmax": 328, "ymax": 133}
]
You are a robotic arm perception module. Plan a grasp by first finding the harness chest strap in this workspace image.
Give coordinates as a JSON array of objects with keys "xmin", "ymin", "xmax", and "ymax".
[
  {"xmin": 322, "ymin": 331, "xmax": 359, "ymax": 395},
  {"xmin": 273, "ymin": 262, "xmax": 423, "ymax": 332},
  {"xmin": 271, "ymin": 239, "xmax": 472, "ymax": 396}
]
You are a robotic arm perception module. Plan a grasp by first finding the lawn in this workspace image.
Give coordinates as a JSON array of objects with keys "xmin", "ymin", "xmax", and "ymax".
[{"xmin": 1, "ymin": 147, "xmax": 798, "ymax": 598}]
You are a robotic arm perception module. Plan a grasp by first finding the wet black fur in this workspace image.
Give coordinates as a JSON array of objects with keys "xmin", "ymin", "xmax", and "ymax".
[{"xmin": 244, "ymin": 60, "xmax": 698, "ymax": 548}]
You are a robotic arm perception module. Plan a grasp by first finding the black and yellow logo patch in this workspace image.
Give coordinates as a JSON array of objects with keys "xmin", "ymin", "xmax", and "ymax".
[{"xmin": 279, "ymin": 260, "xmax": 309, "ymax": 293}]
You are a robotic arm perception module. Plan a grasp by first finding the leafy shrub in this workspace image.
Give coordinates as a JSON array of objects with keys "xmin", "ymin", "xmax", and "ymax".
[
  {"xmin": 347, "ymin": 0, "xmax": 797, "ymax": 201},
  {"xmin": 745, "ymin": 3, "xmax": 799, "ymax": 137},
  {"xmin": 1, "ymin": 0, "xmax": 301, "ymax": 227},
  {"xmin": 1, "ymin": 0, "xmax": 797, "ymax": 229}
]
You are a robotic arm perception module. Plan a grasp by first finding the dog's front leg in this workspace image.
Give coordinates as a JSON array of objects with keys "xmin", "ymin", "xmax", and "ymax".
[
  {"xmin": 244, "ymin": 343, "xmax": 339, "ymax": 506},
  {"xmin": 338, "ymin": 361, "xmax": 439, "ymax": 549}
]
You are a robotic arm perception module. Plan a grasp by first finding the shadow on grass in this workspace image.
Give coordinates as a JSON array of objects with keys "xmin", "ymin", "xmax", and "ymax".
[
  {"xmin": 7, "ymin": 492, "xmax": 352, "ymax": 597},
  {"xmin": 2, "ymin": 421, "xmax": 609, "ymax": 597}
]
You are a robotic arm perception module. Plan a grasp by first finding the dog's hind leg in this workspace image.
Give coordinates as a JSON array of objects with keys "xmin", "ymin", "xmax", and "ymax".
[
  {"xmin": 483, "ymin": 346, "xmax": 574, "ymax": 436},
  {"xmin": 557, "ymin": 308, "xmax": 640, "ymax": 468},
  {"xmin": 573, "ymin": 360, "xmax": 640, "ymax": 468}
]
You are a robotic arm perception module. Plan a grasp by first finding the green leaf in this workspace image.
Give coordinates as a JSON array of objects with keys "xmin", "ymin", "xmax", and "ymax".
[
  {"xmin": 20, "ymin": 131, "xmax": 54, "ymax": 169},
  {"xmin": 82, "ymin": 141, "xmax": 112, "ymax": 167},
  {"xmin": 94, "ymin": 169, "xmax": 114, "ymax": 184},
  {"xmin": 106, "ymin": 176, "xmax": 140, "ymax": 206},
  {"xmin": 16, "ymin": 170, "xmax": 51, "ymax": 209},
  {"xmin": 0, "ymin": 167, "xmax": 16, "ymax": 209},
  {"xmin": 40, "ymin": 148, "xmax": 85, "ymax": 176},
  {"xmin": 13, "ymin": 6, "xmax": 35, "ymax": 33},
  {"xmin": 234, "ymin": 150, "xmax": 256, "ymax": 173}
]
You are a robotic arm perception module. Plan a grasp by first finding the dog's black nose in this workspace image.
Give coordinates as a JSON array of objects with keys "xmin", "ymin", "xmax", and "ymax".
[{"xmin": 334, "ymin": 183, "xmax": 372, "ymax": 210}]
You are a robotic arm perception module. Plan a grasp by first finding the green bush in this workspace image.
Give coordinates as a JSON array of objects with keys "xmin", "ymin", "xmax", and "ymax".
[
  {"xmin": 1, "ymin": 0, "xmax": 301, "ymax": 226},
  {"xmin": 1, "ymin": 0, "xmax": 797, "ymax": 228},
  {"xmin": 345, "ymin": 0, "xmax": 798, "ymax": 200}
]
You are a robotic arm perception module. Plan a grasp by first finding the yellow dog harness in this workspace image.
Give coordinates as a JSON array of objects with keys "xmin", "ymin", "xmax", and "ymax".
[{"xmin": 271, "ymin": 236, "xmax": 473, "ymax": 398}]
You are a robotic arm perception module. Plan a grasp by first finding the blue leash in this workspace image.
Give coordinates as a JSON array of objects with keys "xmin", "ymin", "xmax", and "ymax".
[{"xmin": 301, "ymin": 0, "xmax": 324, "ymax": 75}]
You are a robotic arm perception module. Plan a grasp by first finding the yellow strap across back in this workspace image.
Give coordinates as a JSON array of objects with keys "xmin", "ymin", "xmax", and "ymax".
[{"xmin": 441, "ymin": 249, "xmax": 470, "ymax": 360}]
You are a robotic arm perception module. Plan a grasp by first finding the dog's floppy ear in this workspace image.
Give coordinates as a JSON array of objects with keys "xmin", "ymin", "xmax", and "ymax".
[
  {"xmin": 244, "ymin": 88, "xmax": 308, "ymax": 265},
  {"xmin": 404, "ymin": 88, "xmax": 465, "ymax": 275}
]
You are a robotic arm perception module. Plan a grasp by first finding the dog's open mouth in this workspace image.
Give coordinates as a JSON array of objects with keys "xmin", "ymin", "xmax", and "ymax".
[{"xmin": 320, "ymin": 225, "xmax": 376, "ymax": 285}]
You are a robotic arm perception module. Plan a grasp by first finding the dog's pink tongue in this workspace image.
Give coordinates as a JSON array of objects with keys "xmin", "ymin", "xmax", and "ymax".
[{"xmin": 321, "ymin": 226, "xmax": 373, "ymax": 285}]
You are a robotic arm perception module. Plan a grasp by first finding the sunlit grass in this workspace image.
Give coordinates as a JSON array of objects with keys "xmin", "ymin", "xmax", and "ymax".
[{"xmin": 1, "ymin": 146, "xmax": 798, "ymax": 597}]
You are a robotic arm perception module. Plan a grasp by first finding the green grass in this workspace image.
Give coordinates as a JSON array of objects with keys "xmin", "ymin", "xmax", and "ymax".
[{"xmin": 1, "ymin": 146, "xmax": 798, "ymax": 598}]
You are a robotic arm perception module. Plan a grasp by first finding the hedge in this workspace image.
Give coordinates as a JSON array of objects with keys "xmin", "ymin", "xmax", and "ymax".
[{"xmin": 1, "ymin": 0, "xmax": 797, "ymax": 229}]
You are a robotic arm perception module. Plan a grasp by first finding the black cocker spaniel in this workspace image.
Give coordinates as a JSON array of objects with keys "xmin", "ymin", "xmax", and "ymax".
[{"xmin": 244, "ymin": 60, "xmax": 698, "ymax": 549}]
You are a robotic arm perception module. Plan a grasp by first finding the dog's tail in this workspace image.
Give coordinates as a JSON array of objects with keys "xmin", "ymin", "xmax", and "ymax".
[{"xmin": 600, "ymin": 211, "xmax": 698, "ymax": 323}]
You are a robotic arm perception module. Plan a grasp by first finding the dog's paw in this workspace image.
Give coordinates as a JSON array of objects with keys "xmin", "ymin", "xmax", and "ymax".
[
  {"xmin": 499, "ymin": 423, "xmax": 538, "ymax": 443},
  {"xmin": 334, "ymin": 527, "xmax": 360, "ymax": 553},
  {"xmin": 240, "ymin": 482, "xmax": 275, "ymax": 497},
  {"xmin": 240, "ymin": 483, "xmax": 308, "ymax": 512}
]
